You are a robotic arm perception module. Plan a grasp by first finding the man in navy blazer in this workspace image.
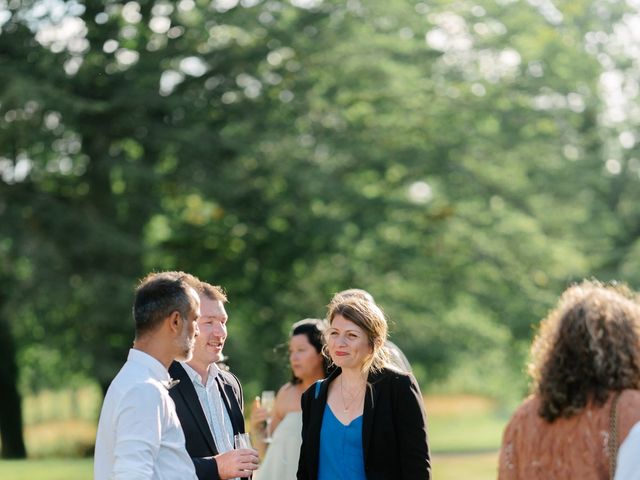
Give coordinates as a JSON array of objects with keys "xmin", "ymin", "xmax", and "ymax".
[{"xmin": 169, "ymin": 282, "xmax": 259, "ymax": 479}]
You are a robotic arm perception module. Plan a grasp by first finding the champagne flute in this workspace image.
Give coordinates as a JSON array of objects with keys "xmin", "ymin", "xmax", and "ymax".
[
  {"xmin": 261, "ymin": 390, "xmax": 276, "ymax": 443},
  {"xmin": 234, "ymin": 432, "xmax": 252, "ymax": 449},
  {"xmin": 233, "ymin": 433, "xmax": 253, "ymax": 479}
]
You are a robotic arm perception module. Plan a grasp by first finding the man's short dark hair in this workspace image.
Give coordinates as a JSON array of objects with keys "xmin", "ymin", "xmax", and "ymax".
[{"xmin": 133, "ymin": 271, "xmax": 200, "ymax": 337}]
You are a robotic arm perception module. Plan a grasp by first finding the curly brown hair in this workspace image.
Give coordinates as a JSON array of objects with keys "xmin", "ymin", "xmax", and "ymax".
[{"xmin": 530, "ymin": 280, "xmax": 640, "ymax": 422}]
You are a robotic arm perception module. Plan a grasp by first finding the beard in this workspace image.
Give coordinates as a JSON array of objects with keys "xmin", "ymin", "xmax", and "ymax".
[{"xmin": 175, "ymin": 320, "xmax": 196, "ymax": 362}]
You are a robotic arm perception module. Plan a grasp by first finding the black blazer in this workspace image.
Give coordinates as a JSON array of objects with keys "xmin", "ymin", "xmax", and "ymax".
[
  {"xmin": 297, "ymin": 367, "xmax": 431, "ymax": 480},
  {"xmin": 169, "ymin": 361, "xmax": 245, "ymax": 480}
]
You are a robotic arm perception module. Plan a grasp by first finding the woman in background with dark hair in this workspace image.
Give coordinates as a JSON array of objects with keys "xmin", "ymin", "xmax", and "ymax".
[
  {"xmin": 251, "ymin": 319, "xmax": 329, "ymax": 480},
  {"xmin": 499, "ymin": 280, "xmax": 640, "ymax": 479}
]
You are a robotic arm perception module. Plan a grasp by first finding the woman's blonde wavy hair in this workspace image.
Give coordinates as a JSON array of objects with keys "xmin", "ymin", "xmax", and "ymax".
[{"xmin": 530, "ymin": 279, "xmax": 640, "ymax": 422}]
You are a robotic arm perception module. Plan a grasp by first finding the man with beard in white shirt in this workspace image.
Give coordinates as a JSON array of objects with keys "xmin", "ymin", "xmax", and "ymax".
[{"xmin": 94, "ymin": 271, "xmax": 201, "ymax": 480}]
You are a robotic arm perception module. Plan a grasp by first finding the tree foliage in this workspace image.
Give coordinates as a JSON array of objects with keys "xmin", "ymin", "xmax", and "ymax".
[{"xmin": 2, "ymin": 0, "xmax": 640, "ymax": 456}]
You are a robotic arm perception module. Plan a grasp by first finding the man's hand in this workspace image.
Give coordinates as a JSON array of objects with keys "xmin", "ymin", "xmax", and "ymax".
[{"xmin": 215, "ymin": 448, "xmax": 259, "ymax": 479}]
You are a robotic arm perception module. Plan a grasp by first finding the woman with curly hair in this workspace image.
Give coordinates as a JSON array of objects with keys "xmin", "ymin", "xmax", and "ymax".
[{"xmin": 498, "ymin": 280, "xmax": 640, "ymax": 479}]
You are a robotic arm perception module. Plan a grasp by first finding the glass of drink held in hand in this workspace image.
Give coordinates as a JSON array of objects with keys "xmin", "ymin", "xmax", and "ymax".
[
  {"xmin": 261, "ymin": 390, "xmax": 276, "ymax": 443},
  {"xmin": 233, "ymin": 433, "xmax": 254, "ymax": 479},
  {"xmin": 234, "ymin": 432, "xmax": 252, "ymax": 449}
]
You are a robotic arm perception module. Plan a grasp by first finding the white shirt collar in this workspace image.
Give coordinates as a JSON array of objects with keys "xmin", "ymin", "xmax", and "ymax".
[
  {"xmin": 181, "ymin": 361, "xmax": 220, "ymax": 386},
  {"xmin": 128, "ymin": 348, "xmax": 171, "ymax": 383}
]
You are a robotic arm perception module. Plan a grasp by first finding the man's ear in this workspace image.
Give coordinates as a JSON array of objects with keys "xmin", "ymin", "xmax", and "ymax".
[{"xmin": 167, "ymin": 310, "xmax": 182, "ymax": 333}]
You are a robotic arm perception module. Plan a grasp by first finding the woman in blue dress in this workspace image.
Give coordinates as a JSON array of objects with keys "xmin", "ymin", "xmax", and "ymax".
[{"xmin": 297, "ymin": 296, "xmax": 431, "ymax": 480}]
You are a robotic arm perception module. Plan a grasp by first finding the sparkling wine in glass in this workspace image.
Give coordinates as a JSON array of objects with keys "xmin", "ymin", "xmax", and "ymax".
[
  {"xmin": 233, "ymin": 433, "xmax": 253, "ymax": 479},
  {"xmin": 234, "ymin": 432, "xmax": 252, "ymax": 449},
  {"xmin": 261, "ymin": 390, "xmax": 276, "ymax": 443}
]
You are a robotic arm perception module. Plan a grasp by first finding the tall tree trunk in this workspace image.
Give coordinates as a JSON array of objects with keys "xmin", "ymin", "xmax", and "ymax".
[{"xmin": 0, "ymin": 316, "xmax": 26, "ymax": 458}]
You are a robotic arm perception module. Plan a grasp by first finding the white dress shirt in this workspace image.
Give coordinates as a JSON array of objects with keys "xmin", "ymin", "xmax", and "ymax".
[
  {"xmin": 181, "ymin": 362, "xmax": 235, "ymax": 453},
  {"xmin": 616, "ymin": 421, "xmax": 640, "ymax": 480},
  {"xmin": 94, "ymin": 349, "xmax": 197, "ymax": 480}
]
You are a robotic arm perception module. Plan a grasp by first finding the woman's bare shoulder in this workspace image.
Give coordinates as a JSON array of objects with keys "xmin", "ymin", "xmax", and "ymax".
[
  {"xmin": 275, "ymin": 382, "xmax": 303, "ymax": 412},
  {"xmin": 618, "ymin": 389, "xmax": 640, "ymax": 418},
  {"xmin": 620, "ymin": 388, "xmax": 640, "ymax": 404},
  {"xmin": 277, "ymin": 382, "xmax": 298, "ymax": 396},
  {"xmin": 616, "ymin": 389, "xmax": 640, "ymax": 442}
]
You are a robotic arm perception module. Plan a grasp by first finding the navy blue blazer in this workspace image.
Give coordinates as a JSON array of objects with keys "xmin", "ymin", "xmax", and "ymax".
[
  {"xmin": 297, "ymin": 367, "xmax": 431, "ymax": 480},
  {"xmin": 169, "ymin": 361, "xmax": 245, "ymax": 480}
]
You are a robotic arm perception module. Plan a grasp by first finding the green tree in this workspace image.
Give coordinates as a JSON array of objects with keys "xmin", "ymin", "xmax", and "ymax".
[{"xmin": 1, "ymin": 0, "xmax": 639, "ymax": 457}]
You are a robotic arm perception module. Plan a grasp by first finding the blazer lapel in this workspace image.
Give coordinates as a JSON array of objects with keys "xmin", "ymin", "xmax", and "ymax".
[
  {"xmin": 171, "ymin": 363, "xmax": 217, "ymax": 453},
  {"xmin": 362, "ymin": 370, "xmax": 382, "ymax": 464},
  {"xmin": 215, "ymin": 374, "xmax": 244, "ymax": 434}
]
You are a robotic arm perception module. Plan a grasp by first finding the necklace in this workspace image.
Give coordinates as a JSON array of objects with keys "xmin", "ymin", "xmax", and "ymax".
[{"xmin": 340, "ymin": 376, "xmax": 365, "ymax": 413}]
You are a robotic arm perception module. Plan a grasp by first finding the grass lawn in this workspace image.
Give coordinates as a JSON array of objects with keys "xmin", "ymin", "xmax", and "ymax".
[
  {"xmin": 0, "ymin": 454, "xmax": 499, "ymax": 480},
  {"xmin": 434, "ymin": 451, "xmax": 499, "ymax": 479},
  {"xmin": 425, "ymin": 394, "xmax": 510, "ymax": 453},
  {"xmin": 0, "ymin": 458, "xmax": 93, "ymax": 480}
]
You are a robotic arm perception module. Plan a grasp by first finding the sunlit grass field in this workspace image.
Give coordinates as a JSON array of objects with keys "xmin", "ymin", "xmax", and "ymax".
[
  {"xmin": 426, "ymin": 394, "xmax": 504, "ymax": 479},
  {"xmin": 21, "ymin": 386, "xmax": 101, "ymax": 458},
  {"xmin": 0, "ymin": 453, "xmax": 499, "ymax": 479},
  {"xmin": 0, "ymin": 453, "xmax": 500, "ymax": 479},
  {"xmin": 434, "ymin": 451, "xmax": 499, "ymax": 479},
  {"xmin": 0, "ymin": 458, "xmax": 93, "ymax": 480},
  {"xmin": 425, "ymin": 394, "xmax": 509, "ymax": 453},
  {"xmin": 0, "ymin": 387, "xmax": 509, "ymax": 479}
]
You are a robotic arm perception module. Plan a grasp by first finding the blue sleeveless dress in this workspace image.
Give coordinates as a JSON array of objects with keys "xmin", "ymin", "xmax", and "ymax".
[{"xmin": 317, "ymin": 405, "xmax": 366, "ymax": 480}]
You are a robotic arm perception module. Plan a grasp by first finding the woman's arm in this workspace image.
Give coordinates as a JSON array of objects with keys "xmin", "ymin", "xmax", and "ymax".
[
  {"xmin": 268, "ymin": 384, "xmax": 291, "ymax": 434},
  {"xmin": 249, "ymin": 397, "xmax": 268, "ymax": 458},
  {"xmin": 249, "ymin": 384, "xmax": 291, "ymax": 458}
]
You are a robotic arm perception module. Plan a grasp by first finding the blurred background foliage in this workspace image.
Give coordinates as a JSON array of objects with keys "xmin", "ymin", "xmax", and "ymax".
[{"xmin": 2, "ymin": 0, "xmax": 640, "ymax": 458}]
